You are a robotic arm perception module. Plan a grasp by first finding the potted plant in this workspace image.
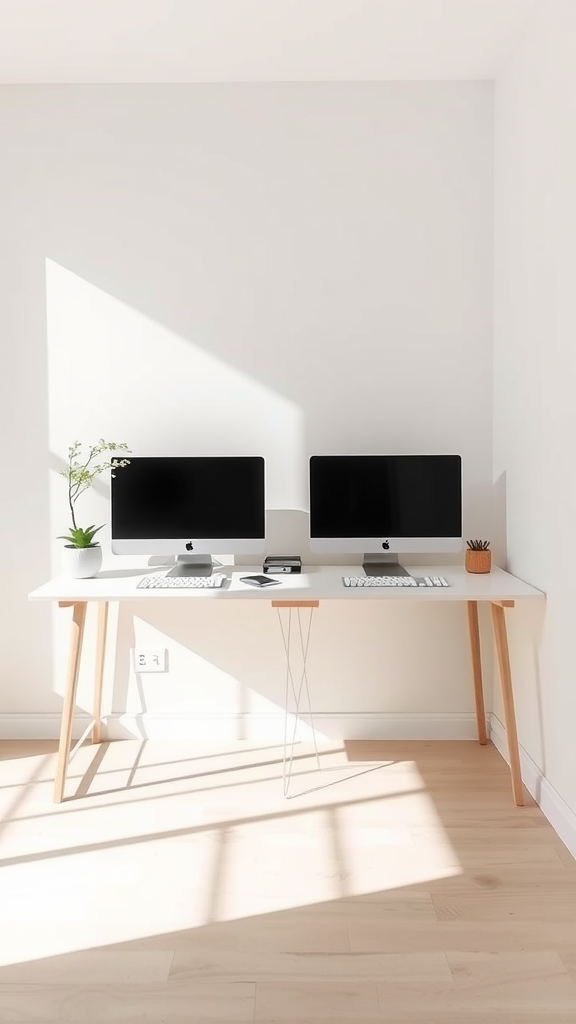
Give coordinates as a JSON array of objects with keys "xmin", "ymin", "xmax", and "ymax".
[
  {"xmin": 465, "ymin": 539, "xmax": 491, "ymax": 574},
  {"xmin": 59, "ymin": 439, "xmax": 131, "ymax": 578}
]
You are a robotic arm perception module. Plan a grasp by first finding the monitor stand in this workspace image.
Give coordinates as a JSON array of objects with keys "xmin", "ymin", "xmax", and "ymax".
[
  {"xmin": 362, "ymin": 553, "xmax": 410, "ymax": 577},
  {"xmin": 167, "ymin": 555, "xmax": 214, "ymax": 578}
]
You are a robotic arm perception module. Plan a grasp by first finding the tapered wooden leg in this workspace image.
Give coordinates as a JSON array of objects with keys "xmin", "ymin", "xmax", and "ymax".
[
  {"xmin": 467, "ymin": 601, "xmax": 487, "ymax": 745},
  {"xmin": 491, "ymin": 602, "xmax": 524, "ymax": 806},
  {"xmin": 92, "ymin": 601, "xmax": 108, "ymax": 744},
  {"xmin": 54, "ymin": 601, "xmax": 87, "ymax": 803}
]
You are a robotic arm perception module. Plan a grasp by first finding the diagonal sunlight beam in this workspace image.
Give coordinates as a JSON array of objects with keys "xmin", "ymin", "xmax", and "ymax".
[
  {"xmin": 0, "ymin": 742, "xmax": 467, "ymax": 968},
  {"xmin": 3, "ymin": 746, "xmax": 349, "ymax": 825},
  {"xmin": 0, "ymin": 753, "xmax": 51, "ymax": 829},
  {"xmin": 46, "ymin": 257, "xmax": 307, "ymax": 533},
  {"xmin": 0, "ymin": 787, "xmax": 427, "ymax": 871}
]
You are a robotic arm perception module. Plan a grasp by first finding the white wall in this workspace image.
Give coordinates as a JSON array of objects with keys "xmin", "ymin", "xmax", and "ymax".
[
  {"xmin": 0, "ymin": 84, "xmax": 493, "ymax": 738},
  {"xmin": 494, "ymin": 0, "xmax": 576, "ymax": 813}
]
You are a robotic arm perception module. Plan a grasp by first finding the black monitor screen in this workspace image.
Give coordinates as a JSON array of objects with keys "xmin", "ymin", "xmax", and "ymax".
[
  {"xmin": 111, "ymin": 457, "xmax": 265, "ymax": 539},
  {"xmin": 309, "ymin": 455, "xmax": 462, "ymax": 538}
]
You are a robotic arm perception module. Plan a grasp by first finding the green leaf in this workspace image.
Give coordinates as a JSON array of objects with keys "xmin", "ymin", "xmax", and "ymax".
[{"xmin": 58, "ymin": 524, "xmax": 104, "ymax": 548}]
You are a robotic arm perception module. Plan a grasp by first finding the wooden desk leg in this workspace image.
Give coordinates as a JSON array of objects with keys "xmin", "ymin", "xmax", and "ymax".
[
  {"xmin": 466, "ymin": 601, "xmax": 487, "ymax": 745},
  {"xmin": 92, "ymin": 601, "xmax": 108, "ymax": 744},
  {"xmin": 54, "ymin": 601, "xmax": 87, "ymax": 803},
  {"xmin": 490, "ymin": 602, "xmax": 524, "ymax": 806}
]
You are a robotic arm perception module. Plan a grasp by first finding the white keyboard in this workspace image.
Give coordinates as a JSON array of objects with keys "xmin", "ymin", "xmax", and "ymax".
[
  {"xmin": 343, "ymin": 575, "xmax": 448, "ymax": 588},
  {"xmin": 137, "ymin": 573, "xmax": 227, "ymax": 589}
]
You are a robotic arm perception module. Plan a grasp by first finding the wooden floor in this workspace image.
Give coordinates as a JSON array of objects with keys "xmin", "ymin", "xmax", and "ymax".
[{"xmin": 0, "ymin": 738, "xmax": 575, "ymax": 1022}]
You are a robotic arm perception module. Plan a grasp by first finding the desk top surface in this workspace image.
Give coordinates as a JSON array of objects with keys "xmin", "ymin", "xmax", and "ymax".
[{"xmin": 28, "ymin": 564, "xmax": 544, "ymax": 603}]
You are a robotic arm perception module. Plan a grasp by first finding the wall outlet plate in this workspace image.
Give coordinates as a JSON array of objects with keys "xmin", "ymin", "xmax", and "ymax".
[{"xmin": 132, "ymin": 648, "xmax": 168, "ymax": 673}]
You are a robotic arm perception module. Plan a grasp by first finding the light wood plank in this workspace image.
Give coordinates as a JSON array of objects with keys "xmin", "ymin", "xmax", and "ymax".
[
  {"xmin": 560, "ymin": 950, "xmax": 576, "ymax": 981},
  {"xmin": 409, "ymin": 843, "xmax": 567, "ymax": 867},
  {"xmin": 172, "ymin": 915, "xmax": 352, "ymax": 954},
  {"xmin": 447, "ymin": 950, "xmax": 571, "ymax": 988},
  {"xmin": 556, "ymin": 844, "xmax": 576, "ymax": 869},
  {"xmin": 0, "ymin": 980, "xmax": 256, "ymax": 1022},
  {"xmin": 423, "ymin": 865, "xmax": 576, "ymax": 893},
  {"xmin": 0, "ymin": 950, "xmax": 174, "ymax": 985},
  {"xmin": 255, "ymin": 979, "xmax": 380, "ymax": 1019},
  {"xmin": 256, "ymin": 1018, "xmax": 576, "ymax": 1024},
  {"xmin": 375, "ymin": 979, "xmax": 576, "ymax": 1017},
  {"xmin": 433, "ymin": 891, "xmax": 576, "ymax": 922},
  {"xmin": 170, "ymin": 949, "xmax": 451, "ymax": 983},
  {"xmin": 411, "ymin": 825, "xmax": 563, "ymax": 846},
  {"xmin": 348, "ymin": 918, "xmax": 576, "ymax": 953}
]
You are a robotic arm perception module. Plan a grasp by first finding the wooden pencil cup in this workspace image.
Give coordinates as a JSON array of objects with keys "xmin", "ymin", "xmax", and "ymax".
[{"xmin": 465, "ymin": 549, "xmax": 492, "ymax": 574}]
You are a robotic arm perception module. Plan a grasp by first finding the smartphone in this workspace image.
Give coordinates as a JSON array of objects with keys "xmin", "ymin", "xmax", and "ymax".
[{"xmin": 239, "ymin": 575, "xmax": 281, "ymax": 587}]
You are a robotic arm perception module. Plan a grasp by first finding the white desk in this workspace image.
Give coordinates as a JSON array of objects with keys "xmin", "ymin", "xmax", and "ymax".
[{"xmin": 29, "ymin": 564, "xmax": 544, "ymax": 805}]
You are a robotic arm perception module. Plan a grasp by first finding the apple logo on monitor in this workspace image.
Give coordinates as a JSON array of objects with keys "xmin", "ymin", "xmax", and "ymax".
[
  {"xmin": 382, "ymin": 540, "xmax": 390, "ymax": 550},
  {"xmin": 186, "ymin": 541, "xmax": 194, "ymax": 551}
]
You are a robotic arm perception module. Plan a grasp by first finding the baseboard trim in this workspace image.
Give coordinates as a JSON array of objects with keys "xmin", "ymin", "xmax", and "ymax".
[
  {"xmin": 0, "ymin": 711, "xmax": 484, "ymax": 743},
  {"xmin": 490, "ymin": 713, "xmax": 576, "ymax": 859},
  {"xmin": 0, "ymin": 713, "xmax": 92, "ymax": 740}
]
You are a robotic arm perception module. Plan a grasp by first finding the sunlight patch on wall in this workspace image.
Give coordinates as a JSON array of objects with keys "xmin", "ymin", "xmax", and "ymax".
[
  {"xmin": 45, "ymin": 258, "xmax": 306, "ymax": 566},
  {"xmin": 124, "ymin": 617, "xmax": 241, "ymax": 717}
]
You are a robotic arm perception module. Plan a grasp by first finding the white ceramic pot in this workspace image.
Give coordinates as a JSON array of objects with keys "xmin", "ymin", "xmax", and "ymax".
[{"xmin": 61, "ymin": 545, "xmax": 103, "ymax": 579}]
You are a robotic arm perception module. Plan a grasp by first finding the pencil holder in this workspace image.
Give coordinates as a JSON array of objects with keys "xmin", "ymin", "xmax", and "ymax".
[{"xmin": 465, "ymin": 541, "xmax": 491, "ymax": 574}]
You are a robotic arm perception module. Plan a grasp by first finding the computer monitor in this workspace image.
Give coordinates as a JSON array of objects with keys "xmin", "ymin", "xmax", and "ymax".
[
  {"xmin": 111, "ymin": 456, "xmax": 265, "ymax": 575},
  {"xmin": 309, "ymin": 454, "xmax": 462, "ymax": 576}
]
